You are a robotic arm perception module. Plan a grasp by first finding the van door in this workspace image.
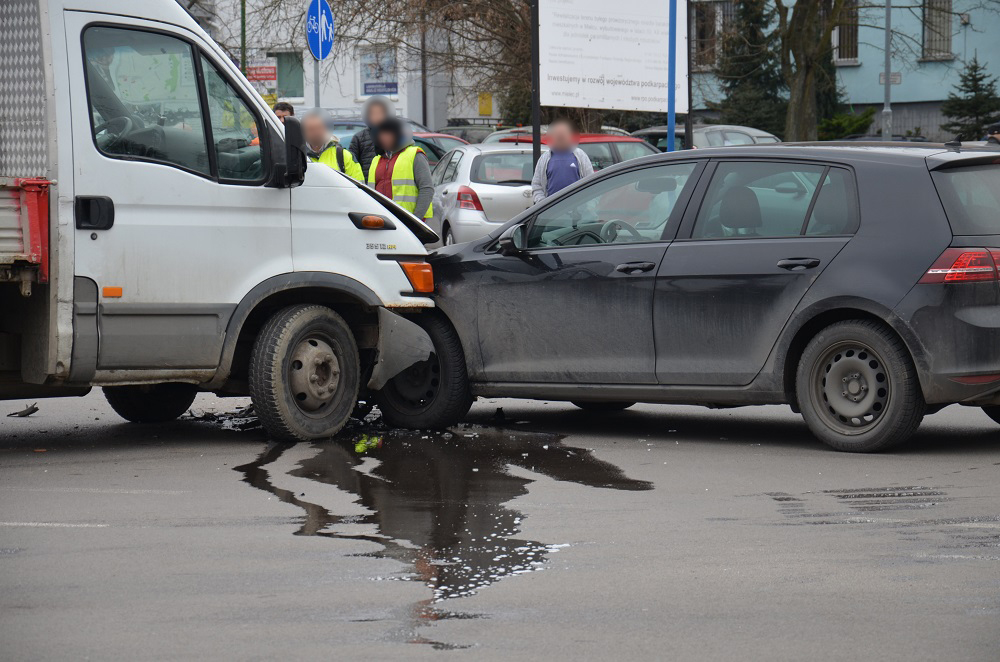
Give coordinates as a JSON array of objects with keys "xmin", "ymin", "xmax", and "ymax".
[{"xmin": 65, "ymin": 13, "xmax": 291, "ymax": 370}]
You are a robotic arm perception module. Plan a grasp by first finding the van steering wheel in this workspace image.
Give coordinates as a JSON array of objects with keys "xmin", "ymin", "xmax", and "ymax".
[{"xmin": 94, "ymin": 116, "xmax": 134, "ymax": 150}]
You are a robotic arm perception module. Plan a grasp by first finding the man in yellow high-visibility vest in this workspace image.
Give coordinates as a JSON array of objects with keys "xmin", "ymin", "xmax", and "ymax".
[
  {"xmin": 366, "ymin": 117, "xmax": 434, "ymax": 220},
  {"xmin": 302, "ymin": 111, "xmax": 364, "ymax": 181}
]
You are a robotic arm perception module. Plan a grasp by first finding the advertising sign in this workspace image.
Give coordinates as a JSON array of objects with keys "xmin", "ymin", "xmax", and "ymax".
[
  {"xmin": 245, "ymin": 57, "xmax": 278, "ymax": 95},
  {"xmin": 360, "ymin": 47, "xmax": 398, "ymax": 96},
  {"xmin": 538, "ymin": 0, "xmax": 687, "ymax": 113}
]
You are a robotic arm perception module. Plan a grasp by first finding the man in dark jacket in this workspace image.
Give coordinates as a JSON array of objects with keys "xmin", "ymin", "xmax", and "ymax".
[{"xmin": 350, "ymin": 95, "xmax": 394, "ymax": 181}]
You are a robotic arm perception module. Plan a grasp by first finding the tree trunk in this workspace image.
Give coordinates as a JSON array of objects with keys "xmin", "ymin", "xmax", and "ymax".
[{"xmin": 785, "ymin": 64, "xmax": 818, "ymax": 141}]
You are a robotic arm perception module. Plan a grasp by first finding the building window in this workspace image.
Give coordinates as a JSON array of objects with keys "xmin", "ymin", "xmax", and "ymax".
[
  {"xmin": 833, "ymin": 0, "xmax": 859, "ymax": 64},
  {"xmin": 922, "ymin": 0, "xmax": 953, "ymax": 60},
  {"xmin": 692, "ymin": 1, "xmax": 735, "ymax": 71},
  {"xmin": 267, "ymin": 52, "xmax": 304, "ymax": 99}
]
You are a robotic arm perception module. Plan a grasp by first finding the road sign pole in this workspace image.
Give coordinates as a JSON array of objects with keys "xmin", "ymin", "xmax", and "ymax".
[
  {"xmin": 531, "ymin": 0, "xmax": 541, "ymax": 168},
  {"xmin": 882, "ymin": 0, "xmax": 892, "ymax": 140},
  {"xmin": 666, "ymin": 0, "xmax": 677, "ymax": 152},
  {"xmin": 313, "ymin": 58, "xmax": 320, "ymax": 108},
  {"xmin": 684, "ymin": 0, "xmax": 693, "ymax": 149},
  {"xmin": 306, "ymin": 0, "xmax": 333, "ymax": 109}
]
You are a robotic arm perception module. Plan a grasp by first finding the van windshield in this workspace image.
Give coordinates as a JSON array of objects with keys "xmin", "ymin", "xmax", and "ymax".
[{"xmin": 932, "ymin": 165, "xmax": 1000, "ymax": 235}]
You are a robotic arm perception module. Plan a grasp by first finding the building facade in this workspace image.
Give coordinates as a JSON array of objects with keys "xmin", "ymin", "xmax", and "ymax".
[{"xmin": 689, "ymin": 0, "xmax": 1000, "ymax": 140}]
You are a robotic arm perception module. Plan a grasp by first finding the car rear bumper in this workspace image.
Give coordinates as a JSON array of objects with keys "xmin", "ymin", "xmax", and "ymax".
[
  {"xmin": 450, "ymin": 209, "xmax": 506, "ymax": 244},
  {"xmin": 894, "ymin": 281, "xmax": 1000, "ymax": 404}
]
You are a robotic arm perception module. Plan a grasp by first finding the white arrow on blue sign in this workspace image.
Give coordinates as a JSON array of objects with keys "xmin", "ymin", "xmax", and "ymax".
[{"xmin": 306, "ymin": 0, "xmax": 334, "ymax": 60}]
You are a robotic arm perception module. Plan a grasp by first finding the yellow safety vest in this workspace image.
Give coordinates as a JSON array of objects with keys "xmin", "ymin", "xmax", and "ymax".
[
  {"xmin": 367, "ymin": 145, "xmax": 433, "ymax": 219},
  {"xmin": 310, "ymin": 142, "xmax": 364, "ymax": 182}
]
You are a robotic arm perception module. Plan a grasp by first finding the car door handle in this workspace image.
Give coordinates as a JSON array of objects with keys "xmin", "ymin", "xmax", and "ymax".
[
  {"xmin": 777, "ymin": 257, "xmax": 821, "ymax": 271},
  {"xmin": 615, "ymin": 261, "xmax": 657, "ymax": 274}
]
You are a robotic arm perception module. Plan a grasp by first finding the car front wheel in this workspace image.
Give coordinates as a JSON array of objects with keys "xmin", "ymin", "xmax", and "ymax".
[
  {"xmin": 373, "ymin": 312, "xmax": 473, "ymax": 429},
  {"xmin": 249, "ymin": 305, "xmax": 360, "ymax": 441},
  {"xmin": 796, "ymin": 320, "xmax": 924, "ymax": 452}
]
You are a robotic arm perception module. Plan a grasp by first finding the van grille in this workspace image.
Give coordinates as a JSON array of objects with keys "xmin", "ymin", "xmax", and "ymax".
[{"xmin": 0, "ymin": 1, "xmax": 49, "ymax": 178}]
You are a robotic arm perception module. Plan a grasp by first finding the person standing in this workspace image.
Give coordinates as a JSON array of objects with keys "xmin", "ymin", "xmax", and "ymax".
[
  {"xmin": 350, "ymin": 95, "xmax": 394, "ymax": 181},
  {"xmin": 272, "ymin": 102, "xmax": 295, "ymax": 124},
  {"xmin": 530, "ymin": 118, "xmax": 594, "ymax": 204},
  {"xmin": 301, "ymin": 111, "xmax": 364, "ymax": 181},
  {"xmin": 366, "ymin": 117, "xmax": 434, "ymax": 220},
  {"xmin": 985, "ymin": 122, "xmax": 1000, "ymax": 145}
]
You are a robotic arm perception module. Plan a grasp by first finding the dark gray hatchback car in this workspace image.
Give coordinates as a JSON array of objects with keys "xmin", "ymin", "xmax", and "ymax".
[{"xmin": 372, "ymin": 144, "xmax": 1000, "ymax": 452}]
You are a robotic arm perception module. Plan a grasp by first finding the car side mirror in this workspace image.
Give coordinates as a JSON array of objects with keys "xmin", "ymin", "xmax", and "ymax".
[
  {"xmin": 280, "ymin": 116, "xmax": 307, "ymax": 188},
  {"xmin": 497, "ymin": 224, "xmax": 526, "ymax": 256}
]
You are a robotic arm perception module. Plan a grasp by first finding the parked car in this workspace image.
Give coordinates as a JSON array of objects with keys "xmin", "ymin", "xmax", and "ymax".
[
  {"xmin": 415, "ymin": 132, "xmax": 470, "ymax": 152},
  {"xmin": 412, "ymin": 133, "xmax": 451, "ymax": 167},
  {"xmin": 839, "ymin": 134, "xmax": 929, "ymax": 142},
  {"xmin": 633, "ymin": 124, "xmax": 780, "ymax": 151},
  {"xmin": 484, "ymin": 125, "xmax": 635, "ymax": 144},
  {"xmin": 438, "ymin": 125, "xmax": 496, "ymax": 144},
  {"xmin": 376, "ymin": 143, "xmax": 1000, "ymax": 452},
  {"xmin": 497, "ymin": 133, "xmax": 659, "ymax": 171},
  {"xmin": 427, "ymin": 144, "xmax": 538, "ymax": 246}
]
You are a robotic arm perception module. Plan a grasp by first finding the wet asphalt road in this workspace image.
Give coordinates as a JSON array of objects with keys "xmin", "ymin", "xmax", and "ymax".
[{"xmin": 1, "ymin": 392, "xmax": 998, "ymax": 661}]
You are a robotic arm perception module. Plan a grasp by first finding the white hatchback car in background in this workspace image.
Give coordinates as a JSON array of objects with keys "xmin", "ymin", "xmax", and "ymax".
[{"xmin": 429, "ymin": 144, "xmax": 542, "ymax": 245}]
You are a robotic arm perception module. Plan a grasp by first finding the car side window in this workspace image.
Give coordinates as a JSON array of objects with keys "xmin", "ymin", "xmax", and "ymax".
[
  {"xmin": 616, "ymin": 141, "xmax": 659, "ymax": 162},
  {"xmin": 579, "ymin": 142, "xmax": 615, "ymax": 171},
  {"xmin": 723, "ymin": 131, "xmax": 754, "ymax": 145},
  {"xmin": 432, "ymin": 152, "xmax": 453, "ymax": 185},
  {"xmin": 442, "ymin": 151, "xmax": 463, "ymax": 183},
  {"xmin": 527, "ymin": 163, "xmax": 697, "ymax": 248},
  {"xmin": 691, "ymin": 161, "xmax": 856, "ymax": 239},
  {"xmin": 201, "ymin": 57, "xmax": 263, "ymax": 182},
  {"xmin": 83, "ymin": 26, "xmax": 210, "ymax": 175}
]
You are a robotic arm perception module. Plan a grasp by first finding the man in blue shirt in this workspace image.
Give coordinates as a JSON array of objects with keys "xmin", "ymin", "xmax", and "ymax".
[{"xmin": 530, "ymin": 119, "xmax": 595, "ymax": 204}]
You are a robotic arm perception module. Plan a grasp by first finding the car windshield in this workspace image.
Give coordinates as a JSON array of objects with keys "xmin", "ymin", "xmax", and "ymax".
[
  {"xmin": 932, "ymin": 165, "xmax": 1000, "ymax": 235},
  {"xmin": 436, "ymin": 136, "xmax": 468, "ymax": 151},
  {"xmin": 471, "ymin": 153, "xmax": 534, "ymax": 185}
]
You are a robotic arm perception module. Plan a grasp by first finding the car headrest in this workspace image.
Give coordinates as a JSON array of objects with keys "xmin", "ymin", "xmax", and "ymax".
[{"xmin": 720, "ymin": 186, "xmax": 762, "ymax": 229}]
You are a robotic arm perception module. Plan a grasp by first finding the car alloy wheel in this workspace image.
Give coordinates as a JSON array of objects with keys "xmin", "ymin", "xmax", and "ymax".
[{"xmin": 810, "ymin": 341, "xmax": 890, "ymax": 435}]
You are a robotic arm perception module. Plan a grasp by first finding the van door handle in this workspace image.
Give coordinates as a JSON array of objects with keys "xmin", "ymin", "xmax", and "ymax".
[
  {"xmin": 615, "ymin": 261, "xmax": 656, "ymax": 274},
  {"xmin": 777, "ymin": 257, "xmax": 821, "ymax": 271},
  {"xmin": 75, "ymin": 196, "xmax": 115, "ymax": 230}
]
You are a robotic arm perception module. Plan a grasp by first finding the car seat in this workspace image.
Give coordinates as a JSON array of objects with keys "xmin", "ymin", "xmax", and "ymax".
[{"xmin": 719, "ymin": 186, "xmax": 762, "ymax": 236}]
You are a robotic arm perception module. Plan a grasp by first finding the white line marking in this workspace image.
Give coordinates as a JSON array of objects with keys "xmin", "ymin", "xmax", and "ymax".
[
  {"xmin": 0, "ymin": 486, "xmax": 189, "ymax": 495},
  {"xmin": 0, "ymin": 522, "xmax": 108, "ymax": 528}
]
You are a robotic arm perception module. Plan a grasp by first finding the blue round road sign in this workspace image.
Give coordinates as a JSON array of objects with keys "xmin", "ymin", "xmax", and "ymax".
[{"xmin": 306, "ymin": 0, "xmax": 334, "ymax": 60}]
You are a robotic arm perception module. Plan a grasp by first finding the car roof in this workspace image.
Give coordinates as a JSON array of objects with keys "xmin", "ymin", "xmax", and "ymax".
[
  {"xmin": 454, "ymin": 143, "xmax": 544, "ymax": 154},
  {"xmin": 498, "ymin": 133, "xmax": 647, "ymax": 144},
  {"xmin": 415, "ymin": 132, "xmax": 469, "ymax": 141},
  {"xmin": 632, "ymin": 124, "xmax": 776, "ymax": 138}
]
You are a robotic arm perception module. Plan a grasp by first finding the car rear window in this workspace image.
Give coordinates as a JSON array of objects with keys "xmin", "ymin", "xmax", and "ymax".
[
  {"xmin": 932, "ymin": 165, "xmax": 1000, "ymax": 235},
  {"xmin": 471, "ymin": 153, "xmax": 534, "ymax": 185}
]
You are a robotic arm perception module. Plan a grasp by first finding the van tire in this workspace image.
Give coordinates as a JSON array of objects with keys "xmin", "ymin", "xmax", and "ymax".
[
  {"xmin": 104, "ymin": 383, "xmax": 198, "ymax": 423},
  {"xmin": 249, "ymin": 305, "xmax": 360, "ymax": 441},
  {"xmin": 981, "ymin": 406, "xmax": 1000, "ymax": 425},
  {"xmin": 796, "ymin": 320, "xmax": 924, "ymax": 452},
  {"xmin": 373, "ymin": 312, "xmax": 473, "ymax": 429}
]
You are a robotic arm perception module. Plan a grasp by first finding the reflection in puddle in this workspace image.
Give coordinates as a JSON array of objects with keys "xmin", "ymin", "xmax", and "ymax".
[{"xmin": 235, "ymin": 424, "xmax": 651, "ymax": 647}]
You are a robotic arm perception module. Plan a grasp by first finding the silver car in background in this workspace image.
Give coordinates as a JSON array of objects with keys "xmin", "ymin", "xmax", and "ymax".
[{"xmin": 429, "ymin": 144, "xmax": 541, "ymax": 245}]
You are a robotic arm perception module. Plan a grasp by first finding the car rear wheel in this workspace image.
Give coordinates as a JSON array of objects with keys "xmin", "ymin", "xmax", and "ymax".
[
  {"xmin": 249, "ymin": 305, "xmax": 360, "ymax": 441},
  {"xmin": 443, "ymin": 226, "xmax": 456, "ymax": 246},
  {"xmin": 571, "ymin": 401, "xmax": 635, "ymax": 412},
  {"xmin": 796, "ymin": 320, "xmax": 924, "ymax": 452},
  {"xmin": 373, "ymin": 312, "xmax": 473, "ymax": 429},
  {"xmin": 104, "ymin": 383, "xmax": 198, "ymax": 423}
]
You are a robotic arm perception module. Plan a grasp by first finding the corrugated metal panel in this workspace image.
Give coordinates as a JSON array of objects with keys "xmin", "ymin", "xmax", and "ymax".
[
  {"xmin": 0, "ymin": 189, "xmax": 26, "ymax": 258},
  {"xmin": 0, "ymin": 1, "xmax": 48, "ymax": 178}
]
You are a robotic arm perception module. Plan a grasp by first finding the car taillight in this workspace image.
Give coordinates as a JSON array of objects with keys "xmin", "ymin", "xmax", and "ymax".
[
  {"xmin": 919, "ymin": 248, "xmax": 1000, "ymax": 284},
  {"xmin": 457, "ymin": 185, "xmax": 484, "ymax": 211}
]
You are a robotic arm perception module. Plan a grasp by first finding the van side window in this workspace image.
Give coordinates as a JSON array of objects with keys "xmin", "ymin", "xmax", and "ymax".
[
  {"xmin": 83, "ymin": 27, "xmax": 210, "ymax": 175},
  {"xmin": 200, "ymin": 57, "xmax": 264, "ymax": 182}
]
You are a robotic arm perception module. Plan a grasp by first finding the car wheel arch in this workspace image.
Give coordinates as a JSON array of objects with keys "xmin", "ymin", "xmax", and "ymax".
[{"xmin": 776, "ymin": 301, "xmax": 925, "ymax": 408}]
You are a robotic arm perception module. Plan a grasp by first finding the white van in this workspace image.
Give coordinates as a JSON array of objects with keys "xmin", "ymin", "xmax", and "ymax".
[{"xmin": 0, "ymin": 0, "xmax": 472, "ymax": 440}]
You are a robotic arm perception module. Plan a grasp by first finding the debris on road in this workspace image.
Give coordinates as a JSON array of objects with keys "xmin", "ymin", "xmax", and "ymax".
[{"xmin": 7, "ymin": 403, "xmax": 39, "ymax": 418}]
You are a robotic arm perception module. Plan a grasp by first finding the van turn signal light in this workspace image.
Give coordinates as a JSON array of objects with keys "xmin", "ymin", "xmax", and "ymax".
[
  {"xmin": 102, "ymin": 286, "xmax": 123, "ymax": 298},
  {"xmin": 399, "ymin": 262, "xmax": 434, "ymax": 293},
  {"xmin": 360, "ymin": 215, "xmax": 385, "ymax": 229}
]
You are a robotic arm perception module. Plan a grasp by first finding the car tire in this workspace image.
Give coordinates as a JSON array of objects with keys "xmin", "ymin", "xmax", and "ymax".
[
  {"xmin": 104, "ymin": 383, "xmax": 198, "ymax": 423},
  {"xmin": 796, "ymin": 320, "xmax": 924, "ymax": 452},
  {"xmin": 981, "ymin": 406, "xmax": 1000, "ymax": 425},
  {"xmin": 571, "ymin": 401, "xmax": 635, "ymax": 412},
  {"xmin": 373, "ymin": 311, "xmax": 473, "ymax": 429},
  {"xmin": 249, "ymin": 305, "xmax": 360, "ymax": 441},
  {"xmin": 443, "ymin": 226, "xmax": 455, "ymax": 246}
]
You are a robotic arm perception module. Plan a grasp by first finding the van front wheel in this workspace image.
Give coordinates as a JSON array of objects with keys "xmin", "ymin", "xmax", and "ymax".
[{"xmin": 249, "ymin": 305, "xmax": 360, "ymax": 441}]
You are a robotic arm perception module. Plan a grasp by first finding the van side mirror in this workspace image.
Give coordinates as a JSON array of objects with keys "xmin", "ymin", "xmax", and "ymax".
[
  {"xmin": 280, "ymin": 116, "xmax": 307, "ymax": 188},
  {"xmin": 497, "ymin": 224, "xmax": 526, "ymax": 256}
]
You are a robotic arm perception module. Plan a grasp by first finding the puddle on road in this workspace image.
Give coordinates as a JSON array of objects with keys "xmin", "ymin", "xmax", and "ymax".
[{"xmin": 234, "ymin": 422, "xmax": 651, "ymax": 648}]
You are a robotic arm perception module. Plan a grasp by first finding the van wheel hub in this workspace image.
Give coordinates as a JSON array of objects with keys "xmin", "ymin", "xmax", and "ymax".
[{"xmin": 289, "ymin": 336, "xmax": 341, "ymax": 413}]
